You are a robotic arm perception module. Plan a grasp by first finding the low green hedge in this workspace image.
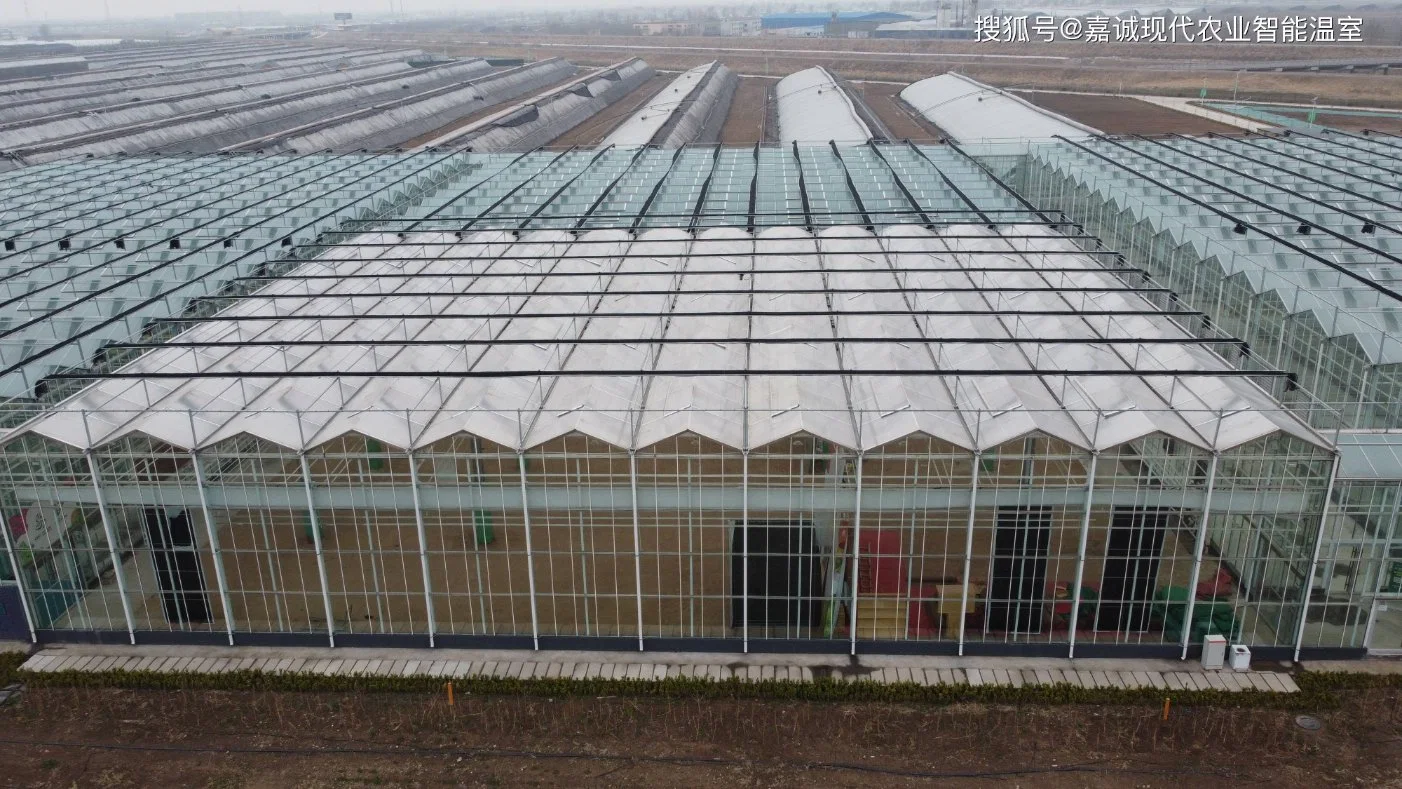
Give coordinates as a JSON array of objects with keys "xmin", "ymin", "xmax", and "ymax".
[
  {"xmin": 0, "ymin": 651, "xmax": 25, "ymax": 686},
  {"xmin": 3, "ymin": 650, "xmax": 1394, "ymax": 710}
]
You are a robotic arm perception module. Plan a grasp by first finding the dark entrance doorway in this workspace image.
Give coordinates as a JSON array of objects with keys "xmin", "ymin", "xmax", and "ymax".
[
  {"xmin": 987, "ymin": 507, "xmax": 1053, "ymax": 633},
  {"xmin": 143, "ymin": 508, "xmax": 211, "ymax": 625},
  {"xmin": 731, "ymin": 521, "xmax": 820, "ymax": 635},
  {"xmin": 1097, "ymin": 508, "xmax": 1172, "ymax": 633},
  {"xmin": 0, "ymin": 585, "xmax": 28, "ymax": 641}
]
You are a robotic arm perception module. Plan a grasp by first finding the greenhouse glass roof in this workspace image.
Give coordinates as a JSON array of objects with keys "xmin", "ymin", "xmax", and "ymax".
[
  {"xmin": 0, "ymin": 150, "xmax": 476, "ymax": 402},
  {"xmin": 0, "ymin": 142, "xmax": 1325, "ymax": 457},
  {"xmin": 1029, "ymin": 131, "xmax": 1402, "ymax": 365},
  {"xmin": 10, "ymin": 223, "xmax": 1316, "ymax": 454}
]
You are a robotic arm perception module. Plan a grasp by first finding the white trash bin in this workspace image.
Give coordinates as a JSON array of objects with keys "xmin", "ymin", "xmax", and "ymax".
[
  {"xmin": 1229, "ymin": 644, "xmax": 1252, "ymax": 672},
  {"xmin": 1202, "ymin": 634, "xmax": 1227, "ymax": 670}
]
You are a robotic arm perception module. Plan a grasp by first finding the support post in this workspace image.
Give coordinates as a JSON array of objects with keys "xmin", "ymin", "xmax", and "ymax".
[
  {"xmin": 406, "ymin": 449, "xmax": 437, "ymax": 648},
  {"xmin": 848, "ymin": 452, "xmax": 864, "ymax": 657},
  {"xmin": 298, "ymin": 453, "xmax": 338, "ymax": 648},
  {"xmin": 1067, "ymin": 451, "xmax": 1100, "ymax": 658},
  {"xmin": 190, "ymin": 450, "xmax": 236, "ymax": 646},
  {"xmin": 1294, "ymin": 453, "xmax": 1342, "ymax": 663},
  {"xmin": 517, "ymin": 452, "xmax": 541, "ymax": 650},
  {"xmin": 629, "ymin": 451, "xmax": 645, "ymax": 651},
  {"xmin": 957, "ymin": 452, "xmax": 981, "ymax": 657},
  {"xmin": 1180, "ymin": 452, "xmax": 1221, "ymax": 660},
  {"xmin": 0, "ymin": 502, "xmax": 38, "ymax": 642},
  {"xmin": 741, "ymin": 449, "xmax": 750, "ymax": 653},
  {"xmin": 85, "ymin": 451, "xmax": 137, "ymax": 644}
]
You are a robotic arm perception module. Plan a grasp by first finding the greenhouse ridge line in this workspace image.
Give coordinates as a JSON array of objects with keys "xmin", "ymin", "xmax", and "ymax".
[
  {"xmin": 1052, "ymin": 134, "xmax": 1402, "ymax": 305},
  {"xmin": 47, "ymin": 368, "xmax": 1287, "ymax": 380},
  {"xmin": 229, "ymin": 264, "xmax": 1150, "ymax": 283}
]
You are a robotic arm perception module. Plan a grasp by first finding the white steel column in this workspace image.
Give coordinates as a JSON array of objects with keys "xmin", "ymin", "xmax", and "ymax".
[
  {"xmin": 190, "ymin": 450, "xmax": 236, "ymax": 646},
  {"xmin": 85, "ymin": 451, "xmax": 136, "ymax": 644},
  {"xmin": 298, "ymin": 453, "xmax": 338, "ymax": 648},
  {"xmin": 1066, "ymin": 450, "xmax": 1100, "ymax": 658},
  {"xmin": 0, "ymin": 502, "xmax": 38, "ymax": 642},
  {"xmin": 741, "ymin": 449, "xmax": 750, "ymax": 653},
  {"xmin": 406, "ymin": 449, "xmax": 437, "ymax": 648},
  {"xmin": 1294, "ymin": 453, "xmax": 1342, "ymax": 662},
  {"xmin": 629, "ymin": 451, "xmax": 645, "ymax": 651},
  {"xmin": 848, "ymin": 452, "xmax": 864, "ymax": 657},
  {"xmin": 957, "ymin": 452, "xmax": 981, "ymax": 657},
  {"xmin": 517, "ymin": 452, "xmax": 541, "ymax": 650},
  {"xmin": 1179, "ymin": 452, "xmax": 1221, "ymax": 659}
]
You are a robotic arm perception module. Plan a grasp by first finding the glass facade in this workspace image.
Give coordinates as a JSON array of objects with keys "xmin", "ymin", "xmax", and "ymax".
[
  {"xmin": 0, "ymin": 422, "xmax": 1334, "ymax": 655},
  {"xmin": 1011, "ymin": 132, "xmax": 1402, "ymax": 654}
]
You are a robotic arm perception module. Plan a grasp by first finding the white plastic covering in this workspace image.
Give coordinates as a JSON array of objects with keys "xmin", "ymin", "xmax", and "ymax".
[
  {"xmin": 423, "ymin": 59, "xmax": 655, "ymax": 152},
  {"xmin": 9, "ymin": 59, "xmax": 497, "ymax": 161},
  {"xmin": 0, "ymin": 59, "xmax": 468, "ymax": 151},
  {"xmin": 256, "ymin": 59, "xmax": 578, "ymax": 154},
  {"xmin": 0, "ymin": 46, "xmax": 398, "ymax": 97},
  {"xmin": 0, "ymin": 48, "xmax": 419, "ymax": 119},
  {"xmin": 900, "ymin": 72, "xmax": 1099, "ymax": 143},
  {"xmin": 601, "ymin": 61, "xmax": 735, "ymax": 148},
  {"xmin": 775, "ymin": 67, "xmax": 871, "ymax": 144},
  {"xmin": 12, "ymin": 224, "xmax": 1324, "ymax": 455},
  {"xmin": 0, "ymin": 57, "xmax": 87, "ymax": 79}
]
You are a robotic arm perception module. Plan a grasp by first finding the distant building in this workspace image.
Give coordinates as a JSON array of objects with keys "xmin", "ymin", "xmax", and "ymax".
[
  {"xmin": 716, "ymin": 18, "xmax": 762, "ymax": 36},
  {"xmin": 873, "ymin": 20, "xmax": 976, "ymax": 39},
  {"xmin": 633, "ymin": 21, "xmax": 704, "ymax": 36},
  {"xmin": 771, "ymin": 25, "xmax": 827, "ymax": 37},
  {"xmin": 761, "ymin": 11, "xmax": 912, "ymax": 36}
]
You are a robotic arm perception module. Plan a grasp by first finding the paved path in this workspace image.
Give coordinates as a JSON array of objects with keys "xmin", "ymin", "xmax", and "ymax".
[{"xmin": 15, "ymin": 645, "xmax": 1301, "ymax": 693}]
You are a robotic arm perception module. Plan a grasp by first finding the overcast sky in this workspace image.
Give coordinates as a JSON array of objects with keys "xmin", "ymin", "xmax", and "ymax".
[{"xmin": 2, "ymin": 0, "xmax": 668, "ymax": 24}]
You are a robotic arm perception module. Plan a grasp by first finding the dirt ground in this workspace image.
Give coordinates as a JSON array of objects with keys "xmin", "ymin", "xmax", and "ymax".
[
  {"xmin": 548, "ymin": 73, "xmax": 674, "ymax": 148},
  {"xmin": 1012, "ymin": 92, "xmax": 1242, "ymax": 135},
  {"xmin": 344, "ymin": 34, "xmax": 1402, "ymax": 109},
  {"xmin": 719, "ymin": 76, "xmax": 774, "ymax": 144},
  {"xmin": 848, "ymin": 81, "xmax": 945, "ymax": 141},
  {"xmin": 3, "ymin": 685, "xmax": 1402, "ymax": 787}
]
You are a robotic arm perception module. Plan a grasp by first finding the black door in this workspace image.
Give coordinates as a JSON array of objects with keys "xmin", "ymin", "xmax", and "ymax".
[
  {"xmin": 731, "ymin": 521, "xmax": 820, "ymax": 634},
  {"xmin": 987, "ymin": 507, "xmax": 1052, "ymax": 633},
  {"xmin": 0, "ymin": 585, "xmax": 29, "ymax": 641},
  {"xmin": 143, "ymin": 508, "xmax": 211, "ymax": 625},
  {"xmin": 1097, "ymin": 508, "xmax": 1171, "ymax": 633}
]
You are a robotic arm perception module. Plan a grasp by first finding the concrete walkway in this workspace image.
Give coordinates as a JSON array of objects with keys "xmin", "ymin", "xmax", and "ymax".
[{"xmin": 16, "ymin": 645, "xmax": 1301, "ymax": 693}]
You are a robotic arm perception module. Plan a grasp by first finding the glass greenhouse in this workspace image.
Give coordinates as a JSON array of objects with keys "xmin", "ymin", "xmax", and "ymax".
[{"xmin": 0, "ymin": 139, "xmax": 1393, "ymax": 658}]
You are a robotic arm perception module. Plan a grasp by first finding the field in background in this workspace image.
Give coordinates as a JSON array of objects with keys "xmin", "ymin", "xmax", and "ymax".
[
  {"xmin": 336, "ymin": 33, "xmax": 1402, "ymax": 109},
  {"xmin": 1013, "ymin": 92, "xmax": 1244, "ymax": 134}
]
